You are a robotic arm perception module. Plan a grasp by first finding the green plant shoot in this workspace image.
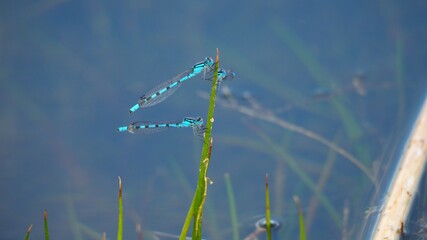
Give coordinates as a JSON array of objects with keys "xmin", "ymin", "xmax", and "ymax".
[
  {"xmin": 117, "ymin": 176, "xmax": 123, "ymax": 240},
  {"xmin": 265, "ymin": 174, "xmax": 272, "ymax": 240}
]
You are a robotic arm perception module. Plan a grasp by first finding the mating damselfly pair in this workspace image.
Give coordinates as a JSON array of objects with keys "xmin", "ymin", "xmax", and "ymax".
[{"xmin": 117, "ymin": 56, "xmax": 235, "ymax": 137}]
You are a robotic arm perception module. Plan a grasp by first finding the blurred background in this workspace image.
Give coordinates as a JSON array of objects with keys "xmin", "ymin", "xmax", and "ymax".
[{"xmin": 1, "ymin": 0, "xmax": 426, "ymax": 239}]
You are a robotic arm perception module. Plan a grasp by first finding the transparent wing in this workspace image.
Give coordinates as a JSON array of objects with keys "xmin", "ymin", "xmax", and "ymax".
[
  {"xmin": 128, "ymin": 126, "xmax": 168, "ymax": 135},
  {"xmin": 137, "ymin": 69, "xmax": 193, "ymax": 107},
  {"xmin": 117, "ymin": 122, "xmax": 168, "ymax": 134}
]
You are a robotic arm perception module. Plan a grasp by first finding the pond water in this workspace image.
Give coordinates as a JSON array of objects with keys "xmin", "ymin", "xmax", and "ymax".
[{"xmin": 1, "ymin": 1, "xmax": 426, "ymax": 239}]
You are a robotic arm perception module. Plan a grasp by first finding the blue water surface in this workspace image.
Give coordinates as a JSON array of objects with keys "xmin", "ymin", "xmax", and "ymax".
[{"xmin": 1, "ymin": 1, "xmax": 426, "ymax": 239}]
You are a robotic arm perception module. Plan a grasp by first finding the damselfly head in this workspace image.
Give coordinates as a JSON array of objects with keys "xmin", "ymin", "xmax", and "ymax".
[
  {"xmin": 195, "ymin": 117, "xmax": 203, "ymax": 125},
  {"xmin": 204, "ymin": 57, "xmax": 214, "ymax": 66},
  {"xmin": 227, "ymin": 70, "xmax": 236, "ymax": 79},
  {"xmin": 221, "ymin": 69, "xmax": 235, "ymax": 81},
  {"xmin": 217, "ymin": 69, "xmax": 226, "ymax": 78},
  {"xmin": 205, "ymin": 68, "xmax": 235, "ymax": 82}
]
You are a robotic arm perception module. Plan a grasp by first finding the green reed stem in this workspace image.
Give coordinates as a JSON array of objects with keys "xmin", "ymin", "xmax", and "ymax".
[
  {"xmin": 43, "ymin": 210, "xmax": 49, "ymax": 240},
  {"xmin": 294, "ymin": 196, "xmax": 307, "ymax": 240},
  {"xmin": 24, "ymin": 224, "xmax": 33, "ymax": 240},
  {"xmin": 265, "ymin": 174, "xmax": 272, "ymax": 240},
  {"xmin": 192, "ymin": 49, "xmax": 219, "ymax": 239},
  {"xmin": 117, "ymin": 177, "xmax": 123, "ymax": 240},
  {"xmin": 180, "ymin": 49, "xmax": 220, "ymax": 240},
  {"xmin": 180, "ymin": 194, "xmax": 195, "ymax": 240},
  {"xmin": 251, "ymin": 129, "xmax": 341, "ymax": 225},
  {"xmin": 224, "ymin": 173, "xmax": 240, "ymax": 240}
]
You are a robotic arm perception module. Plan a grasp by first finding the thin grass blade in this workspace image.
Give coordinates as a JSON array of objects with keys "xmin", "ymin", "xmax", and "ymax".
[
  {"xmin": 265, "ymin": 174, "xmax": 272, "ymax": 240},
  {"xmin": 293, "ymin": 196, "xmax": 306, "ymax": 240},
  {"xmin": 186, "ymin": 49, "xmax": 220, "ymax": 240},
  {"xmin": 24, "ymin": 224, "xmax": 33, "ymax": 240},
  {"xmin": 225, "ymin": 173, "xmax": 240, "ymax": 240},
  {"xmin": 44, "ymin": 210, "xmax": 49, "ymax": 240},
  {"xmin": 117, "ymin": 176, "xmax": 123, "ymax": 240}
]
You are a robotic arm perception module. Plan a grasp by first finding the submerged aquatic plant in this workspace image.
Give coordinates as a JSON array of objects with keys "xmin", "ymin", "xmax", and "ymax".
[{"xmin": 225, "ymin": 173, "xmax": 240, "ymax": 240}]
